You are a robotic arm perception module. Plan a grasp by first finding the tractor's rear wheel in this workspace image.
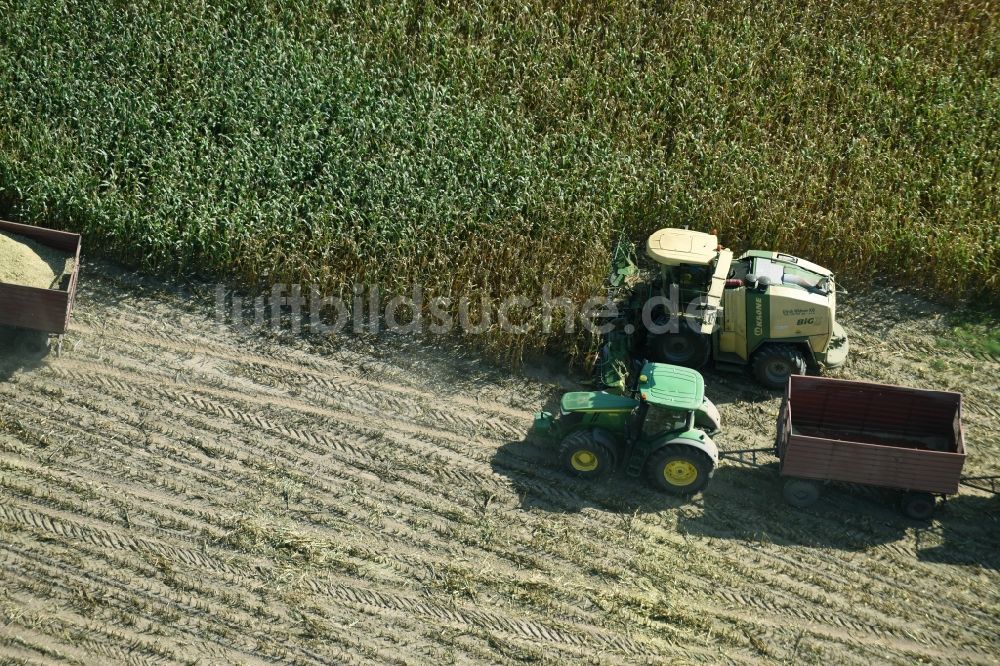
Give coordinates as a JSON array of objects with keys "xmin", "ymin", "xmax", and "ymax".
[
  {"xmin": 649, "ymin": 325, "xmax": 710, "ymax": 368},
  {"xmin": 752, "ymin": 344, "xmax": 807, "ymax": 389},
  {"xmin": 558, "ymin": 430, "xmax": 617, "ymax": 481},
  {"xmin": 646, "ymin": 445, "xmax": 713, "ymax": 495},
  {"xmin": 901, "ymin": 492, "xmax": 936, "ymax": 520}
]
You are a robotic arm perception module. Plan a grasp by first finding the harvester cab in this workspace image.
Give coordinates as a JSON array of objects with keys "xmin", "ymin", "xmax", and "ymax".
[
  {"xmin": 534, "ymin": 362, "xmax": 721, "ymax": 495},
  {"xmin": 596, "ymin": 228, "xmax": 849, "ymax": 389}
]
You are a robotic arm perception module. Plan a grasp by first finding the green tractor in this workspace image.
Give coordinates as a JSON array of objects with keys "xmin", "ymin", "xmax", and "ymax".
[
  {"xmin": 534, "ymin": 361, "xmax": 721, "ymax": 495},
  {"xmin": 595, "ymin": 228, "xmax": 849, "ymax": 390}
]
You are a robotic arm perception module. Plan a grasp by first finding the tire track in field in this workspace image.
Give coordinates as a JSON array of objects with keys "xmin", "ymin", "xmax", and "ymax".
[
  {"xmin": 225, "ymin": 360, "xmax": 528, "ymax": 436},
  {"xmin": 661, "ymin": 507, "xmax": 999, "ymax": 649},
  {"xmin": 306, "ymin": 580, "xmax": 665, "ymax": 658},
  {"xmin": 669, "ymin": 487, "xmax": 999, "ymax": 626},
  {"xmin": 0, "ymin": 552, "xmax": 299, "ymax": 666},
  {"xmin": 7, "ymin": 368, "xmax": 992, "ymax": 664},
  {"xmin": 0, "ymin": 624, "xmax": 96, "ymax": 666},
  {"xmin": 464, "ymin": 430, "xmax": 996, "ymax": 652},
  {"xmin": 0, "ymin": 502, "xmax": 245, "ymax": 578},
  {"xmin": 2, "ymin": 491, "xmax": 665, "ymax": 662},
  {"xmin": 1, "ymin": 534, "xmax": 271, "ymax": 631},
  {"xmin": 1, "ymin": 382, "xmax": 247, "ymax": 500},
  {"xmin": 35, "ymin": 359, "xmax": 523, "ymax": 507},
  {"xmin": 73, "ymin": 317, "xmax": 531, "ymax": 422},
  {"xmin": 0, "ymin": 602, "xmax": 180, "ymax": 666},
  {"xmin": 0, "ymin": 533, "xmax": 364, "ymax": 665},
  {"xmin": 52, "ymin": 356, "xmax": 515, "ymax": 454},
  {"xmin": 5, "ymin": 366, "xmax": 648, "ymax": 640},
  {"xmin": 586, "ymin": 472, "xmax": 997, "ymax": 654},
  {"xmin": 2, "ymin": 385, "xmax": 438, "ymax": 574},
  {"xmin": 4, "ymin": 270, "xmax": 994, "ymax": 665},
  {"xmin": 710, "ymin": 587, "xmax": 991, "ymax": 656},
  {"xmin": 0, "ymin": 467, "xmax": 224, "ymax": 548},
  {"xmin": 489, "ymin": 458, "xmax": 936, "ymax": 651},
  {"xmin": 58, "ymin": 326, "xmax": 537, "ymax": 494},
  {"xmin": 696, "ymin": 595, "xmax": 995, "ymax": 665},
  {"xmin": 18, "ymin": 364, "xmax": 512, "ymax": 528},
  {"xmin": 3, "ymin": 375, "xmax": 496, "ymax": 562}
]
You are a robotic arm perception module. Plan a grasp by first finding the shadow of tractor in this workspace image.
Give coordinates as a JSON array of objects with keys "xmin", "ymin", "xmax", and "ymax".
[
  {"xmin": 490, "ymin": 432, "xmax": 997, "ymax": 552},
  {"xmin": 490, "ymin": 435, "xmax": 686, "ymax": 516},
  {"xmin": 675, "ymin": 464, "xmax": 914, "ymax": 550}
]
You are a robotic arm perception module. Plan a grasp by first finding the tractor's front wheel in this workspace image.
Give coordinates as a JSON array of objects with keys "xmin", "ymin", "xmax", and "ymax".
[
  {"xmin": 752, "ymin": 344, "xmax": 807, "ymax": 389},
  {"xmin": 646, "ymin": 445, "xmax": 713, "ymax": 495},
  {"xmin": 558, "ymin": 430, "xmax": 617, "ymax": 481}
]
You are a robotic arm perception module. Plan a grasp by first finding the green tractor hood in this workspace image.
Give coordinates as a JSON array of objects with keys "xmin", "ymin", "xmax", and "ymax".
[{"xmin": 560, "ymin": 391, "xmax": 639, "ymax": 414}]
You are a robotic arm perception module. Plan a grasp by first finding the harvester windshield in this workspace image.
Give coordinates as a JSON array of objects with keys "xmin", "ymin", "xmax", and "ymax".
[{"xmin": 749, "ymin": 255, "xmax": 831, "ymax": 294}]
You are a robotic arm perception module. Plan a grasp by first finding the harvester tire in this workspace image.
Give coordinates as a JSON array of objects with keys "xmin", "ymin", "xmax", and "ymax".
[
  {"xmin": 646, "ymin": 444, "xmax": 713, "ymax": 495},
  {"xmin": 649, "ymin": 324, "xmax": 710, "ymax": 369},
  {"xmin": 901, "ymin": 492, "xmax": 936, "ymax": 521},
  {"xmin": 752, "ymin": 344, "xmax": 807, "ymax": 389},
  {"xmin": 558, "ymin": 430, "xmax": 617, "ymax": 481}
]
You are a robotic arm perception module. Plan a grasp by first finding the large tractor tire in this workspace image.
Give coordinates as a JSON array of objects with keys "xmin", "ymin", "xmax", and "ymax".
[
  {"xmin": 752, "ymin": 344, "xmax": 807, "ymax": 389},
  {"xmin": 649, "ymin": 324, "xmax": 711, "ymax": 369},
  {"xmin": 558, "ymin": 430, "xmax": 617, "ymax": 481},
  {"xmin": 646, "ymin": 444, "xmax": 713, "ymax": 495}
]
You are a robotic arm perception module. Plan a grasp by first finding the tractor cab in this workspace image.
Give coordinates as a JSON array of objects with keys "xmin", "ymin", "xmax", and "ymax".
[{"xmin": 630, "ymin": 361, "xmax": 721, "ymax": 440}]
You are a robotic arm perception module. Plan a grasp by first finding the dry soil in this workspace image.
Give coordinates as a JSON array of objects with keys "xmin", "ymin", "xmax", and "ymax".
[{"xmin": 0, "ymin": 262, "xmax": 997, "ymax": 665}]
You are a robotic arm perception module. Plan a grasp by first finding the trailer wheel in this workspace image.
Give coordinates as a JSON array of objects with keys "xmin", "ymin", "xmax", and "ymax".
[
  {"xmin": 783, "ymin": 478, "xmax": 820, "ymax": 508},
  {"xmin": 901, "ymin": 492, "xmax": 936, "ymax": 521},
  {"xmin": 558, "ymin": 430, "xmax": 617, "ymax": 481},
  {"xmin": 14, "ymin": 329, "xmax": 50, "ymax": 358},
  {"xmin": 753, "ymin": 344, "xmax": 807, "ymax": 389},
  {"xmin": 646, "ymin": 445, "xmax": 713, "ymax": 495}
]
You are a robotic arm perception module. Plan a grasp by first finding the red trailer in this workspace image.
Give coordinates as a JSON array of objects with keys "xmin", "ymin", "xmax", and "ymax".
[
  {"xmin": 775, "ymin": 375, "xmax": 966, "ymax": 519},
  {"xmin": 0, "ymin": 219, "xmax": 82, "ymax": 354}
]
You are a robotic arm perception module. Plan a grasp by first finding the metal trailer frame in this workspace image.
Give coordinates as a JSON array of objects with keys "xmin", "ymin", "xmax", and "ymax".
[
  {"xmin": 0, "ymin": 219, "xmax": 82, "ymax": 354},
  {"xmin": 716, "ymin": 375, "xmax": 994, "ymax": 519}
]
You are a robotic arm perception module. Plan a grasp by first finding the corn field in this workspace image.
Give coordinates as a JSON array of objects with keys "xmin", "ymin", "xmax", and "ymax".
[{"xmin": 0, "ymin": 0, "xmax": 997, "ymax": 357}]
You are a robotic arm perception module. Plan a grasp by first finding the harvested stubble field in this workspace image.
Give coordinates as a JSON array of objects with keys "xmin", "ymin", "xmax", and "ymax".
[
  {"xmin": 0, "ymin": 262, "xmax": 997, "ymax": 665},
  {"xmin": 1, "ymin": 0, "xmax": 998, "ymax": 360}
]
